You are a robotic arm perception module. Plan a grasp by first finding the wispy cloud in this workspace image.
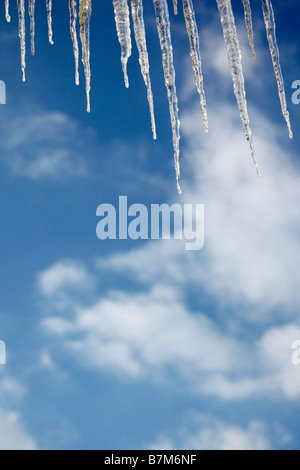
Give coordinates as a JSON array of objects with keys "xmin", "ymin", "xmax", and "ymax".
[
  {"xmin": 148, "ymin": 415, "xmax": 291, "ymax": 451},
  {"xmin": 0, "ymin": 111, "xmax": 91, "ymax": 180},
  {"xmin": 0, "ymin": 410, "xmax": 37, "ymax": 450}
]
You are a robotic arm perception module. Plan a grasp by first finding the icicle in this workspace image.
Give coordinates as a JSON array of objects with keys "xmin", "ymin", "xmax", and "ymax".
[
  {"xmin": 263, "ymin": 0, "xmax": 293, "ymax": 139},
  {"xmin": 153, "ymin": 0, "xmax": 182, "ymax": 194},
  {"xmin": 173, "ymin": 0, "xmax": 178, "ymax": 15},
  {"xmin": 5, "ymin": 0, "xmax": 11, "ymax": 22},
  {"xmin": 113, "ymin": 0, "xmax": 132, "ymax": 89},
  {"xmin": 130, "ymin": 0, "xmax": 157, "ymax": 140},
  {"xmin": 46, "ymin": 0, "xmax": 54, "ymax": 45},
  {"xmin": 182, "ymin": 0, "xmax": 208, "ymax": 133},
  {"xmin": 242, "ymin": 0, "xmax": 256, "ymax": 60},
  {"xmin": 217, "ymin": 0, "xmax": 260, "ymax": 177},
  {"xmin": 29, "ymin": 0, "xmax": 36, "ymax": 56},
  {"xmin": 79, "ymin": 0, "xmax": 92, "ymax": 112},
  {"xmin": 17, "ymin": 0, "xmax": 26, "ymax": 82},
  {"xmin": 69, "ymin": 0, "xmax": 80, "ymax": 85}
]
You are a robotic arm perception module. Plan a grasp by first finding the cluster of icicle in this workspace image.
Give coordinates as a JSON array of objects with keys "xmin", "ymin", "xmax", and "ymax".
[{"xmin": 5, "ymin": 0, "xmax": 293, "ymax": 193}]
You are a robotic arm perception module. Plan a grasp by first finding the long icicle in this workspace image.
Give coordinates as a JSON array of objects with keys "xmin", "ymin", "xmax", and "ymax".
[
  {"xmin": 182, "ymin": 0, "xmax": 208, "ymax": 133},
  {"xmin": 217, "ymin": 0, "xmax": 260, "ymax": 177},
  {"xmin": 113, "ymin": 0, "xmax": 132, "ymax": 89},
  {"xmin": 29, "ymin": 0, "xmax": 36, "ymax": 56},
  {"xmin": 17, "ymin": 0, "xmax": 26, "ymax": 82},
  {"xmin": 69, "ymin": 0, "xmax": 80, "ymax": 85},
  {"xmin": 130, "ymin": 0, "xmax": 157, "ymax": 140},
  {"xmin": 46, "ymin": 0, "xmax": 54, "ymax": 45},
  {"xmin": 153, "ymin": 0, "xmax": 182, "ymax": 194},
  {"xmin": 263, "ymin": 0, "xmax": 293, "ymax": 139},
  {"xmin": 242, "ymin": 0, "xmax": 256, "ymax": 61},
  {"xmin": 79, "ymin": 0, "xmax": 92, "ymax": 113},
  {"xmin": 5, "ymin": 0, "xmax": 11, "ymax": 22}
]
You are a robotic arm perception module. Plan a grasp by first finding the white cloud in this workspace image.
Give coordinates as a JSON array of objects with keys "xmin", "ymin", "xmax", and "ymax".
[
  {"xmin": 0, "ymin": 111, "xmax": 90, "ymax": 179},
  {"xmin": 149, "ymin": 418, "xmax": 279, "ymax": 451},
  {"xmin": 183, "ymin": 421, "xmax": 271, "ymax": 451},
  {"xmin": 37, "ymin": 260, "xmax": 94, "ymax": 297},
  {"xmin": 41, "ymin": 285, "xmax": 242, "ymax": 378},
  {"xmin": 38, "ymin": 258, "xmax": 300, "ymax": 401},
  {"xmin": 0, "ymin": 410, "xmax": 37, "ymax": 450},
  {"xmin": 0, "ymin": 376, "xmax": 25, "ymax": 397},
  {"xmin": 0, "ymin": 374, "xmax": 37, "ymax": 450}
]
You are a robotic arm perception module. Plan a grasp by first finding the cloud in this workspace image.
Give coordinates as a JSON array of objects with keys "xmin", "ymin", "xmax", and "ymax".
[
  {"xmin": 0, "ymin": 373, "xmax": 37, "ymax": 450},
  {"xmin": 0, "ymin": 410, "xmax": 37, "ymax": 450},
  {"xmin": 0, "ymin": 111, "xmax": 91, "ymax": 179},
  {"xmin": 37, "ymin": 257, "xmax": 300, "ymax": 401},
  {"xmin": 148, "ymin": 416, "xmax": 291, "ymax": 450},
  {"xmin": 0, "ymin": 376, "xmax": 25, "ymax": 398},
  {"xmin": 41, "ymin": 283, "xmax": 242, "ymax": 378},
  {"xmin": 37, "ymin": 259, "xmax": 94, "ymax": 298},
  {"xmin": 202, "ymin": 322, "xmax": 300, "ymax": 399}
]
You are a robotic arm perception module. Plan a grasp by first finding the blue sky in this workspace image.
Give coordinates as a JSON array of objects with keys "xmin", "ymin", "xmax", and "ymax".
[{"xmin": 0, "ymin": 0, "xmax": 299, "ymax": 450}]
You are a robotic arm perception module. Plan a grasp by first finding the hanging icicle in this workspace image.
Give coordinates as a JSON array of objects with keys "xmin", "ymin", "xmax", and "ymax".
[
  {"xmin": 69, "ymin": 0, "xmax": 80, "ymax": 86},
  {"xmin": 113, "ymin": 0, "xmax": 132, "ymax": 89},
  {"xmin": 5, "ymin": 0, "xmax": 11, "ymax": 22},
  {"xmin": 2, "ymin": 0, "xmax": 294, "ymax": 191},
  {"xmin": 130, "ymin": 0, "xmax": 157, "ymax": 140},
  {"xmin": 242, "ymin": 0, "xmax": 256, "ymax": 60},
  {"xmin": 29, "ymin": 0, "xmax": 36, "ymax": 56},
  {"xmin": 262, "ymin": 0, "xmax": 293, "ymax": 140},
  {"xmin": 217, "ymin": 0, "xmax": 260, "ymax": 177},
  {"xmin": 17, "ymin": 0, "xmax": 26, "ymax": 82},
  {"xmin": 79, "ymin": 0, "xmax": 92, "ymax": 113},
  {"xmin": 46, "ymin": 0, "xmax": 54, "ymax": 45},
  {"xmin": 153, "ymin": 0, "xmax": 181, "ymax": 194},
  {"xmin": 182, "ymin": 0, "xmax": 208, "ymax": 133}
]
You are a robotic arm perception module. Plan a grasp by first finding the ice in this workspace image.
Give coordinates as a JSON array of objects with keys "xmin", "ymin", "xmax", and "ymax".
[
  {"xmin": 153, "ymin": 0, "xmax": 182, "ymax": 194},
  {"xmin": 242, "ymin": 0, "xmax": 256, "ymax": 60},
  {"xmin": 79, "ymin": 0, "xmax": 92, "ymax": 112},
  {"xmin": 130, "ymin": 0, "xmax": 157, "ymax": 140},
  {"xmin": 46, "ymin": 0, "xmax": 54, "ymax": 45},
  {"xmin": 17, "ymin": 0, "xmax": 26, "ymax": 82},
  {"xmin": 69, "ymin": 0, "xmax": 80, "ymax": 85},
  {"xmin": 29, "ymin": 0, "xmax": 36, "ymax": 56},
  {"xmin": 217, "ymin": 0, "xmax": 260, "ymax": 176},
  {"xmin": 5, "ymin": 0, "xmax": 11, "ymax": 22},
  {"xmin": 263, "ymin": 0, "xmax": 293, "ymax": 139},
  {"xmin": 183, "ymin": 0, "xmax": 208, "ymax": 132},
  {"xmin": 113, "ymin": 0, "xmax": 132, "ymax": 89}
]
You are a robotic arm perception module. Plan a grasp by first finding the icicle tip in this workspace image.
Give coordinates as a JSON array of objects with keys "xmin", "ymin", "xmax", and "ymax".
[
  {"xmin": 177, "ymin": 179, "xmax": 182, "ymax": 195},
  {"xmin": 287, "ymin": 122, "xmax": 293, "ymax": 140},
  {"xmin": 122, "ymin": 60, "xmax": 130, "ymax": 88}
]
